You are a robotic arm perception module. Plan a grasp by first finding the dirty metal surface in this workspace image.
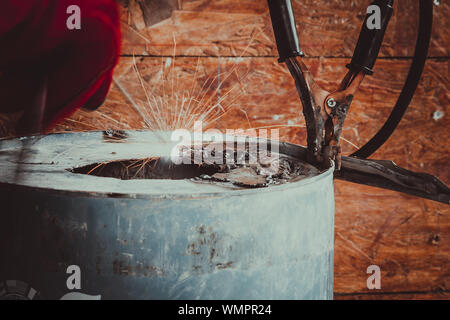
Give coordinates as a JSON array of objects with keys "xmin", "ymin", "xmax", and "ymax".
[
  {"xmin": 0, "ymin": 131, "xmax": 330, "ymax": 198},
  {"xmin": 0, "ymin": 131, "xmax": 335, "ymax": 299},
  {"xmin": 69, "ymin": 140, "xmax": 321, "ymax": 188}
]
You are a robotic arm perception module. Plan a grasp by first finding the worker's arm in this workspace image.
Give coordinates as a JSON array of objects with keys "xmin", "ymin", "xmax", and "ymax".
[{"xmin": 0, "ymin": 0, "xmax": 121, "ymax": 134}]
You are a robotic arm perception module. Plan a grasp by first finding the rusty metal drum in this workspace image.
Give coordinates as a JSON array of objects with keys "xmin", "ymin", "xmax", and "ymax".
[{"xmin": 0, "ymin": 131, "xmax": 334, "ymax": 300}]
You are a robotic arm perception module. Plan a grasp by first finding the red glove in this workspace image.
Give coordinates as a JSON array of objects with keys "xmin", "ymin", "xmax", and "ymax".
[{"xmin": 0, "ymin": 0, "xmax": 121, "ymax": 134}]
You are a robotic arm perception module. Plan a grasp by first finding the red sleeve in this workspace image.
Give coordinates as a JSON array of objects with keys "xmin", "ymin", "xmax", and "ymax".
[{"xmin": 0, "ymin": 0, "xmax": 121, "ymax": 132}]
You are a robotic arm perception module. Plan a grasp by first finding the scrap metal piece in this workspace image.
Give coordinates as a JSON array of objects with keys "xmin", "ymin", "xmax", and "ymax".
[
  {"xmin": 103, "ymin": 129, "xmax": 128, "ymax": 142},
  {"xmin": 212, "ymin": 167, "xmax": 269, "ymax": 188},
  {"xmin": 337, "ymin": 156, "xmax": 450, "ymax": 204}
]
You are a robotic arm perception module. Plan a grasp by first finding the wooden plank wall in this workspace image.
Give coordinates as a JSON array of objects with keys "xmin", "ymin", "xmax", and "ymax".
[{"xmin": 2, "ymin": 0, "xmax": 449, "ymax": 299}]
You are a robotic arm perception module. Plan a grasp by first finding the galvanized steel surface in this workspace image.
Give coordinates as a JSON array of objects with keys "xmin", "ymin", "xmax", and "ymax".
[{"xmin": 0, "ymin": 131, "xmax": 334, "ymax": 299}]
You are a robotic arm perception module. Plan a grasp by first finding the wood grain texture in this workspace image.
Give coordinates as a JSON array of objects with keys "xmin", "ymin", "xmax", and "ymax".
[
  {"xmin": 52, "ymin": 0, "xmax": 450, "ymax": 299},
  {"xmin": 334, "ymin": 180, "xmax": 449, "ymax": 293},
  {"xmin": 119, "ymin": 0, "xmax": 449, "ymax": 57},
  {"xmin": 51, "ymin": 56, "xmax": 449, "ymax": 297},
  {"xmin": 0, "ymin": 0, "xmax": 448, "ymax": 300},
  {"xmin": 68, "ymin": 57, "xmax": 449, "ymax": 183},
  {"xmin": 335, "ymin": 290, "xmax": 450, "ymax": 300}
]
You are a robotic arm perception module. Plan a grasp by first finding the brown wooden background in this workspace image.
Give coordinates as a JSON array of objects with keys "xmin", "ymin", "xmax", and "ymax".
[{"xmin": 2, "ymin": 0, "xmax": 449, "ymax": 299}]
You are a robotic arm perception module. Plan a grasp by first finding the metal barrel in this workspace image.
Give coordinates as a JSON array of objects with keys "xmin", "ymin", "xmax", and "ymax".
[{"xmin": 0, "ymin": 131, "xmax": 334, "ymax": 300}]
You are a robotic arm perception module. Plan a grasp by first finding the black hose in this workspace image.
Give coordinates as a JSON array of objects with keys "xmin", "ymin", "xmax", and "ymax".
[
  {"xmin": 267, "ymin": 0, "xmax": 304, "ymax": 62},
  {"xmin": 347, "ymin": 0, "xmax": 394, "ymax": 75},
  {"xmin": 351, "ymin": 0, "xmax": 433, "ymax": 158}
]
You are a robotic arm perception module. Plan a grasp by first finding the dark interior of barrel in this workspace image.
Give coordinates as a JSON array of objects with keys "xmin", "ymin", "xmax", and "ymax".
[{"xmin": 70, "ymin": 143, "xmax": 321, "ymax": 188}]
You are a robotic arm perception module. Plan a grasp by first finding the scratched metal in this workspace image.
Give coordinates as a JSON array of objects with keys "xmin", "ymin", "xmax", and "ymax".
[{"xmin": 0, "ymin": 131, "xmax": 334, "ymax": 299}]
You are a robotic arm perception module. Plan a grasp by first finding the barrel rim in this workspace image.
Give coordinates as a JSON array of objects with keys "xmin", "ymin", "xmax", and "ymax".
[{"xmin": 0, "ymin": 130, "xmax": 335, "ymax": 200}]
